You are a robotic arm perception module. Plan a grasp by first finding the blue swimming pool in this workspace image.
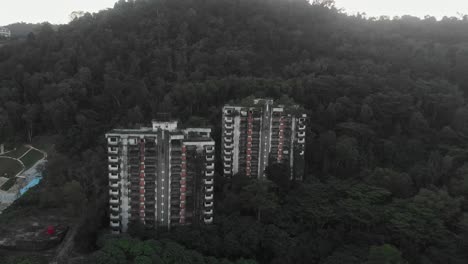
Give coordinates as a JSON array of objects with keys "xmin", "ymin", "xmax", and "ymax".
[{"xmin": 19, "ymin": 177, "xmax": 42, "ymax": 196}]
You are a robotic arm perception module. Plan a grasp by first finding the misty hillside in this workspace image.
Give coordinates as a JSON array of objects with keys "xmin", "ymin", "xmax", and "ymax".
[
  {"xmin": 2, "ymin": 0, "xmax": 468, "ymax": 263},
  {"xmin": 3, "ymin": 22, "xmax": 43, "ymax": 37}
]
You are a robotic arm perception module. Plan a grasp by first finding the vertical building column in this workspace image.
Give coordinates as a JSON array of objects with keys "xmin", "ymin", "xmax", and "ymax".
[
  {"xmin": 204, "ymin": 144, "xmax": 215, "ymax": 224},
  {"xmin": 258, "ymin": 100, "xmax": 273, "ymax": 178},
  {"xmin": 203, "ymin": 142, "xmax": 215, "ymax": 224},
  {"xmin": 121, "ymin": 138, "xmax": 129, "ymax": 232},
  {"xmin": 278, "ymin": 116, "xmax": 285, "ymax": 163},
  {"xmin": 290, "ymin": 117, "xmax": 296, "ymax": 179},
  {"xmin": 246, "ymin": 111, "xmax": 253, "ymax": 177},
  {"xmin": 108, "ymin": 136, "xmax": 121, "ymax": 234},
  {"xmin": 139, "ymin": 139, "xmax": 145, "ymax": 223},
  {"xmin": 232, "ymin": 114, "xmax": 240, "ymax": 175},
  {"xmin": 179, "ymin": 144, "xmax": 187, "ymax": 224},
  {"xmin": 294, "ymin": 115, "xmax": 307, "ymax": 181},
  {"xmin": 167, "ymin": 139, "xmax": 172, "ymax": 228}
]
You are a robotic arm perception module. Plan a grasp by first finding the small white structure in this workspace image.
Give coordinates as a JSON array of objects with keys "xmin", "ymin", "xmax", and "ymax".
[
  {"xmin": 0, "ymin": 27, "xmax": 11, "ymax": 38},
  {"xmin": 152, "ymin": 120, "xmax": 178, "ymax": 132}
]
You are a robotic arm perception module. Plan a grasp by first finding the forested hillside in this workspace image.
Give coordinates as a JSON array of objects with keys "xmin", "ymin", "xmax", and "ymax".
[
  {"xmin": 2, "ymin": 0, "xmax": 468, "ymax": 263},
  {"xmin": 5, "ymin": 22, "xmax": 42, "ymax": 37}
]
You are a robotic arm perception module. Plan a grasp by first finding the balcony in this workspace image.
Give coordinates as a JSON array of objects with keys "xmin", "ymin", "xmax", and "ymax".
[
  {"xmin": 108, "ymin": 156, "xmax": 119, "ymax": 163},
  {"xmin": 108, "ymin": 137, "xmax": 118, "ymax": 145},
  {"xmin": 110, "ymin": 213, "xmax": 120, "ymax": 220},
  {"xmin": 205, "ymin": 201, "xmax": 214, "ymax": 208},
  {"xmin": 171, "ymin": 159, "xmax": 182, "ymax": 165},
  {"xmin": 109, "ymin": 182, "xmax": 119, "ymax": 189},
  {"xmin": 206, "ymin": 163, "xmax": 215, "ymax": 170},
  {"xmin": 224, "ymin": 162, "xmax": 232, "ymax": 168},
  {"xmin": 298, "ymin": 138, "xmax": 305, "ymax": 144},
  {"xmin": 109, "ymin": 205, "xmax": 119, "ymax": 212},
  {"xmin": 206, "ymin": 171, "xmax": 214, "ymax": 177},
  {"xmin": 204, "ymin": 209, "xmax": 214, "ymax": 215},
  {"xmin": 145, "ymin": 169, "xmax": 157, "ymax": 174},
  {"xmin": 110, "ymin": 221, "xmax": 120, "ymax": 228},
  {"xmin": 223, "ymin": 169, "xmax": 231, "ymax": 175},
  {"xmin": 225, "ymin": 117, "xmax": 233, "ymax": 123},
  {"xmin": 299, "ymin": 117, "xmax": 306, "ymax": 122},
  {"xmin": 224, "ymin": 156, "xmax": 232, "ymax": 162},
  {"xmin": 108, "ymin": 164, "xmax": 119, "ymax": 171},
  {"xmin": 224, "ymin": 130, "xmax": 233, "ymax": 136},
  {"xmin": 224, "ymin": 137, "xmax": 233, "ymax": 143},
  {"xmin": 145, "ymin": 146, "xmax": 157, "ymax": 151},
  {"xmin": 109, "ymin": 189, "xmax": 119, "ymax": 196},
  {"xmin": 110, "ymin": 198, "xmax": 119, "ymax": 204},
  {"xmin": 298, "ymin": 131, "xmax": 306, "ymax": 138},
  {"xmin": 205, "ymin": 186, "xmax": 214, "ymax": 192},
  {"xmin": 205, "ymin": 194, "xmax": 214, "ymax": 200},
  {"xmin": 206, "ymin": 155, "xmax": 215, "ymax": 162},
  {"xmin": 205, "ymin": 178, "xmax": 214, "ymax": 185},
  {"xmin": 206, "ymin": 146, "xmax": 214, "ymax": 153},
  {"xmin": 108, "ymin": 147, "xmax": 118, "ymax": 154},
  {"xmin": 298, "ymin": 124, "xmax": 306, "ymax": 130},
  {"xmin": 224, "ymin": 143, "xmax": 233, "ymax": 149},
  {"xmin": 225, "ymin": 123, "xmax": 234, "ymax": 130},
  {"xmin": 299, "ymin": 150, "xmax": 305, "ymax": 156},
  {"xmin": 204, "ymin": 217, "xmax": 213, "ymax": 224},
  {"xmin": 145, "ymin": 156, "xmax": 158, "ymax": 163},
  {"xmin": 109, "ymin": 172, "xmax": 119, "ymax": 180},
  {"xmin": 224, "ymin": 108, "xmax": 234, "ymax": 115},
  {"xmin": 224, "ymin": 149, "xmax": 232, "ymax": 155}
]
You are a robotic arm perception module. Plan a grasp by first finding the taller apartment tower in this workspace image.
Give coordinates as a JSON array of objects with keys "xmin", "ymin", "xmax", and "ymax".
[
  {"xmin": 222, "ymin": 99, "xmax": 307, "ymax": 180},
  {"xmin": 106, "ymin": 120, "xmax": 215, "ymax": 234}
]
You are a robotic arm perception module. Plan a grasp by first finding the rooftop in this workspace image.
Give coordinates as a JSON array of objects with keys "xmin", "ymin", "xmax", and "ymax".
[{"xmin": 224, "ymin": 97, "xmax": 307, "ymax": 113}]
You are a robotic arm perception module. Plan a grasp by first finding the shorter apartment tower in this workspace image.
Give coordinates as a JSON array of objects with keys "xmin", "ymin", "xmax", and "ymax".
[
  {"xmin": 222, "ymin": 98, "xmax": 307, "ymax": 180},
  {"xmin": 106, "ymin": 120, "xmax": 215, "ymax": 234}
]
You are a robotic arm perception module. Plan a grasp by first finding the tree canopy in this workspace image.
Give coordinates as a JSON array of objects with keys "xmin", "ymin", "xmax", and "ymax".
[{"xmin": 2, "ymin": 0, "xmax": 468, "ymax": 263}]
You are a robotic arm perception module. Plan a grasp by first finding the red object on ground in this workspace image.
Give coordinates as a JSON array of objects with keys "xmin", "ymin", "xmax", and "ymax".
[{"xmin": 47, "ymin": 226, "xmax": 55, "ymax": 236}]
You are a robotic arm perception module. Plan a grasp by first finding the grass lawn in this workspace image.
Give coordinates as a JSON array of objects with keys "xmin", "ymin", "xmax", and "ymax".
[
  {"xmin": 0, "ymin": 157, "xmax": 23, "ymax": 178},
  {"xmin": 1, "ymin": 145, "xmax": 30, "ymax": 159},
  {"xmin": 20, "ymin": 149, "xmax": 45, "ymax": 169}
]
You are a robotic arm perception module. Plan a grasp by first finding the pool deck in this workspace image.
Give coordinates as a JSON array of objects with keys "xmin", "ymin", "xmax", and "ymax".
[{"xmin": 0, "ymin": 159, "xmax": 46, "ymax": 214}]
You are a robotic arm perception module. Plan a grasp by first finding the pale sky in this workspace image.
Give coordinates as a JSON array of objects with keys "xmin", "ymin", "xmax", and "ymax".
[
  {"xmin": 335, "ymin": 0, "xmax": 468, "ymax": 19},
  {"xmin": 0, "ymin": 0, "xmax": 117, "ymax": 26},
  {"xmin": 1, "ymin": 0, "xmax": 468, "ymax": 26}
]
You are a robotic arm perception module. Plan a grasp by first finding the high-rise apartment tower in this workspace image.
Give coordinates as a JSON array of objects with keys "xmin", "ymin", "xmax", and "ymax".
[
  {"xmin": 222, "ymin": 99, "xmax": 306, "ymax": 180},
  {"xmin": 106, "ymin": 120, "xmax": 215, "ymax": 234}
]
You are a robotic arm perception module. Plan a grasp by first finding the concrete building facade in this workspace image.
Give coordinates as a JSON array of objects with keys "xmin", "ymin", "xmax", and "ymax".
[
  {"xmin": 106, "ymin": 120, "xmax": 215, "ymax": 234},
  {"xmin": 222, "ymin": 99, "xmax": 307, "ymax": 180}
]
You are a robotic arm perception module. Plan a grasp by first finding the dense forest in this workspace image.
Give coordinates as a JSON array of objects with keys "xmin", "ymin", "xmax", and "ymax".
[{"xmin": 2, "ymin": 0, "xmax": 468, "ymax": 263}]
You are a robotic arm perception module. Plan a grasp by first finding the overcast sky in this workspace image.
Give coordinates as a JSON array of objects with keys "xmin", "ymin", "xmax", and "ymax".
[
  {"xmin": 0, "ymin": 0, "xmax": 117, "ymax": 26},
  {"xmin": 334, "ymin": 0, "xmax": 468, "ymax": 19},
  {"xmin": 1, "ymin": 0, "xmax": 468, "ymax": 26}
]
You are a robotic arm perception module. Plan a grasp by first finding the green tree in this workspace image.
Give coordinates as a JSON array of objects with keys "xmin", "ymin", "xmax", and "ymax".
[
  {"xmin": 240, "ymin": 179, "xmax": 278, "ymax": 222},
  {"xmin": 366, "ymin": 244, "xmax": 407, "ymax": 264}
]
